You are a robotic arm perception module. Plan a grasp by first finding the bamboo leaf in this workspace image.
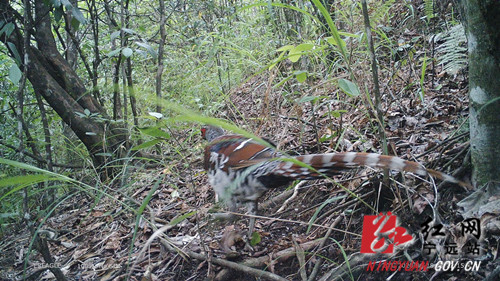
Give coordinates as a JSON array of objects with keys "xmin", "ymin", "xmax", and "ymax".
[
  {"xmin": 131, "ymin": 139, "xmax": 162, "ymax": 151},
  {"xmin": 169, "ymin": 211, "xmax": 196, "ymax": 226}
]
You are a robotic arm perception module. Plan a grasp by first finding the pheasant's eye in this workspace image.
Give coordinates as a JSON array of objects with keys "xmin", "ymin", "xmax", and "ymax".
[{"xmin": 201, "ymin": 128, "xmax": 206, "ymax": 137}]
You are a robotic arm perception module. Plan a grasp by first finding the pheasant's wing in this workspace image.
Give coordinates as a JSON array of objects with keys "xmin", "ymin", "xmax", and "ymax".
[{"xmin": 204, "ymin": 135, "xmax": 279, "ymax": 171}]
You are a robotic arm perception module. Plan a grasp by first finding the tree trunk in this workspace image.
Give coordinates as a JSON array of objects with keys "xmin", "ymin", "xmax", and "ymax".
[
  {"xmin": 462, "ymin": 0, "xmax": 500, "ymax": 187},
  {"xmin": 0, "ymin": 1, "xmax": 127, "ymax": 174}
]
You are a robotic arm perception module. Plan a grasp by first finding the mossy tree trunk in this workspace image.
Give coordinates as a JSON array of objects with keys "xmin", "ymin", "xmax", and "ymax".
[{"xmin": 462, "ymin": 0, "xmax": 500, "ymax": 187}]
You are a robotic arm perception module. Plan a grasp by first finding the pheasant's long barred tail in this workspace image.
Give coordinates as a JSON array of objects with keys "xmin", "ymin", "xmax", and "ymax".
[
  {"xmin": 274, "ymin": 152, "xmax": 472, "ymax": 189},
  {"xmin": 201, "ymin": 125, "xmax": 473, "ymax": 234}
]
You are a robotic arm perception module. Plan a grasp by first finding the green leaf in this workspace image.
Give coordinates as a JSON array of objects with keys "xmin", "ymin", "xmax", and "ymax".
[
  {"xmin": 8, "ymin": 64, "xmax": 22, "ymax": 86},
  {"xmin": 273, "ymin": 75, "xmax": 293, "ymax": 88},
  {"xmin": 84, "ymin": 108, "xmax": 91, "ymax": 116},
  {"xmin": 338, "ymin": 79, "xmax": 360, "ymax": 97},
  {"xmin": 60, "ymin": 0, "xmax": 72, "ymax": 9},
  {"xmin": 295, "ymin": 71, "xmax": 307, "ymax": 83},
  {"xmin": 0, "ymin": 174, "xmax": 56, "ymax": 188},
  {"xmin": 250, "ymin": 231, "xmax": 261, "ymax": 246},
  {"xmin": 7, "ymin": 42, "xmax": 21, "ymax": 64},
  {"xmin": 338, "ymin": 31, "xmax": 359, "ymax": 38},
  {"xmin": 0, "ymin": 174, "xmax": 60, "ymax": 201},
  {"xmin": 310, "ymin": 0, "xmax": 348, "ymax": 60},
  {"xmin": 110, "ymin": 31, "xmax": 120, "ymax": 41},
  {"xmin": 419, "ymin": 56, "xmax": 427, "ymax": 102},
  {"xmin": 122, "ymin": 47, "xmax": 133, "ymax": 58},
  {"xmin": 135, "ymin": 42, "xmax": 157, "ymax": 59},
  {"xmin": 122, "ymin": 28, "xmax": 135, "ymax": 35},
  {"xmin": 53, "ymin": 6, "xmax": 64, "ymax": 23},
  {"xmin": 70, "ymin": 17, "xmax": 80, "ymax": 30},
  {"xmin": 71, "ymin": 5, "xmax": 87, "ymax": 25},
  {"xmin": 327, "ymin": 109, "xmax": 347, "ymax": 118},
  {"xmin": 325, "ymin": 36, "xmax": 346, "ymax": 48},
  {"xmin": 297, "ymin": 95, "xmax": 318, "ymax": 104},
  {"xmin": 131, "ymin": 139, "xmax": 161, "ymax": 151},
  {"xmin": 269, "ymin": 50, "xmax": 286, "ymax": 70},
  {"xmin": 330, "ymin": 238, "xmax": 354, "ymax": 280},
  {"xmin": 50, "ymin": 0, "xmax": 63, "ymax": 8},
  {"xmin": 169, "ymin": 211, "xmax": 196, "ymax": 226},
  {"xmin": 107, "ymin": 48, "xmax": 122, "ymax": 57},
  {"xmin": 138, "ymin": 126, "xmax": 170, "ymax": 139},
  {"xmin": 277, "ymin": 45, "xmax": 294, "ymax": 52},
  {"xmin": 319, "ymin": 134, "xmax": 333, "ymax": 142},
  {"xmin": 288, "ymin": 43, "xmax": 314, "ymax": 63},
  {"xmin": 291, "ymin": 43, "xmax": 315, "ymax": 54},
  {"xmin": 135, "ymin": 42, "xmax": 150, "ymax": 49},
  {"xmin": 0, "ymin": 22, "xmax": 15, "ymax": 37}
]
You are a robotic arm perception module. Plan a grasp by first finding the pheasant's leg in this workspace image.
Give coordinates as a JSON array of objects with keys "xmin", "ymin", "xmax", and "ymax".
[{"xmin": 246, "ymin": 201, "xmax": 258, "ymax": 237}]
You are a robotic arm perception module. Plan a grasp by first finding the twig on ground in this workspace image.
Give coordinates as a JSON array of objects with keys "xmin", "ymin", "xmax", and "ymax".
[{"xmin": 277, "ymin": 181, "xmax": 307, "ymax": 213}]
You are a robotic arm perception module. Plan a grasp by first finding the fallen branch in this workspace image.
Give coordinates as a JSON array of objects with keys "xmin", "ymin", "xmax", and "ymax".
[{"xmin": 215, "ymin": 239, "xmax": 324, "ymax": 280}]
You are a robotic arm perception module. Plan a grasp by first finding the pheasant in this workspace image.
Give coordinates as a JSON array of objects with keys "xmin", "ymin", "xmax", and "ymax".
[{"xmin": 201, "ymin": 125, "xmax": 472, "ymax": 235}]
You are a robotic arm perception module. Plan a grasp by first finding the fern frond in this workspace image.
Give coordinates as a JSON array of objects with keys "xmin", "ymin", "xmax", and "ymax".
[
  {"xmin": 424, "ymin": 0, "xmax": 435, "ymax": 21},
  {"xmin": 435, "ymin": 24, "xmax": 467, "ymax": 75}
]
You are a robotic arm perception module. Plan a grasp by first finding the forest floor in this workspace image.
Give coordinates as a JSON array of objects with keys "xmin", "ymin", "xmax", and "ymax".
[
  {"xmin": 1, "ymin": 61, "xmax": 499, "ymax": 281},
  {"xmin": 2, "ymin": 1, "xmax": 500, "ymax": 277}
]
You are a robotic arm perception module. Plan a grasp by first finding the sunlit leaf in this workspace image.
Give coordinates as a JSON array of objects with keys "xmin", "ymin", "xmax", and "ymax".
[
  {"xmin": 277, "ymin": 45, "xmax": 294, "ymax": 52},
  {"xmin": 326, "ymin": 36, "xmax": 347, "ymax": 48},
  {"xmin": 250, "ymin": 231, "xmax": 261, "ymax": 246},
  {"xmin": 295, "ymin": 71, "xmax": 307, "ymax": 83},
  {"xmin": 328, "ymin": 109, "xmax": 347, "ymax": 118},
  {"xmin": 8, "ymin": 64, "xmax": 22, "ymax": 86},
  {"xmin": 288, "ymin": 43, "xmax": 314, "ymax": 62},
  {"xmin": 135, "ymin": 42, "xmax": 151, "ymax": 49},
  {"xmin": 110, "ymin": 31, "xmax": 120, "ymax": 41},
  {"xmin": 122, "ymin": 47, "xmax": 133, "ymax": 57},
  {"xmin": 135, "ymin": 42, "xmax": 157, "ymax": 60},
  {"xmin": 0, "ymin": 174, "xmax": 57, "ymax": 188},
  {"xmin": 338, "ymin": 79, "xmax": 360, "ymax": 97},
  {"xmin": 122, "ymin": 28, "xmax": 135, "ymax": 35},
  {"xmin": 107, "ymin": 48, "xmax": 122, "ymax": 57},
  {"xmin": 131, "ymin": 139, "xmax": 161, "ymax": 151},
  {"xmin": 148, "ymin": 112, "xmax": 163, "ymax": 119}
]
